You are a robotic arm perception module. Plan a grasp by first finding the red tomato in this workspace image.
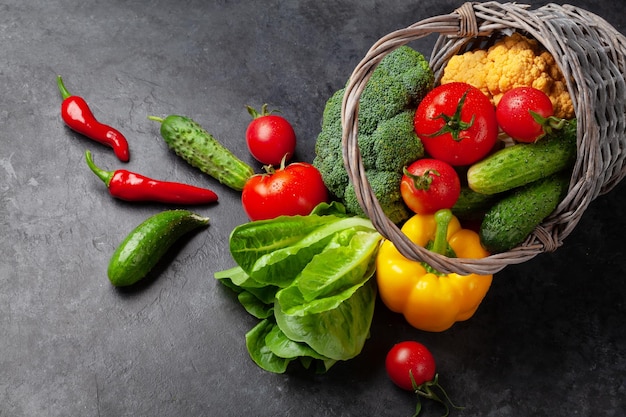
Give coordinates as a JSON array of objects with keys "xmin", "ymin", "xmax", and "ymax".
[
  {"xmin": 496, "ymin": 87, "xmax": 554, "ymax": 143},
  {"xmin": 400, "ymin": 158, "xmax": 461, "ymax": 214},
  {"xmin": 386, "ymin": 341, "xmax": 436, "ymax": 391},
  {"xmin": 414, "ymin": 82, "xmax": 498, "ymax": 166},
  {"xmin": 241, "ymin": 162, "xmax": 328, "ymax": 221},
  {"xmin": 245, "ymin": 104, "xmax": 296, "ymax": 165}
]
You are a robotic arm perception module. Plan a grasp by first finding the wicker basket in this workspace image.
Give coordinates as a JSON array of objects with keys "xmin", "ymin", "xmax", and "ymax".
[{"xmin": 341, "ymin": 1, "xmax": 626, "ymax": 275}]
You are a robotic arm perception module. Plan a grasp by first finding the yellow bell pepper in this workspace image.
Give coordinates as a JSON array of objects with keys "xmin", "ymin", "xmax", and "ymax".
[{"xmin": 376, "ymin": 209, "xmax": 492, "ymax": 332}]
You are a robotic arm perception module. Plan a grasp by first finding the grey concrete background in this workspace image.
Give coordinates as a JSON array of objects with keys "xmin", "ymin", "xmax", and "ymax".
[{"xmin": 1, "ymin": 0, "xmax": 624, "ymax": 416}]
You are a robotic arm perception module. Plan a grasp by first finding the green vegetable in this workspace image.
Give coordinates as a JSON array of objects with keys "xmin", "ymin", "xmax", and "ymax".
[
  {"xmin": 313, "ymin": 46, "xmax": 434, "ymax": 224},
  {"xmin": 451, "ymin": 185, "xmax": 499, "ymax": 220},
  {"xmin": 149, "ymin": 115, "xmax": 254, "ymax": 191},
  {"xmin": 214, "ymin": 202, "xmax": 382, "ymax": 373},
  {"xmin": 467, "ymin": 119, "xmax": 577, "ymax": 195},
  {"xmin": 108, "ymin": 209, "xmax": 209, "ymax": 286},
  {"xmin": 479, "ymin": 172, "xmax": 570, "ymax": 253}
]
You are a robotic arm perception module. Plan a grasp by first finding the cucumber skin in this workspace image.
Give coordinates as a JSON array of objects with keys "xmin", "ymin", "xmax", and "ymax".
[
  {"xmin": 467, "ymin": 120, "xmax": 577, "ymax": 195},
  {"xmin": 452, "ymin": 185, "xmax": 499, "ymax": 220},
  {"xmin": 107, "ymin": 210, "xmax": 209, "ymax": 287},
  {"xmin": 479, "ymin": 173, "xmax": 569, "ymax": 254},
  {"xmin": 158, "ymin": 115, "xmax": 254, "ymax": 191}
]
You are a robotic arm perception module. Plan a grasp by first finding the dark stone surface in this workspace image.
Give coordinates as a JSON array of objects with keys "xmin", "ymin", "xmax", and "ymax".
[{"xmin": 1, "ymin": 1, "xmax": 624, "ymax": 416}]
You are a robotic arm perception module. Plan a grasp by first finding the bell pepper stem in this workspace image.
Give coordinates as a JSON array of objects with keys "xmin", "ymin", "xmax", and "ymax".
[
  {"xmin": 85, "ymin": 150, "xmax": 114, "ymax": 187},
  {"xmin": 431, "ymin": 209, "xmax": 453, "ymax": 256}
]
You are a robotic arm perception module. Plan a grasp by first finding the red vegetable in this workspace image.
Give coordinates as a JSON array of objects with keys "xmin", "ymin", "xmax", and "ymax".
[
  {"xmin": 84, "ymin": 150, "xmax": 218, "ymax": 204},
  {"xmin": 386, "ymin": 341, "xmax": 437, "ymax": 391},
  {"xmin": 414, "ymin": 82, "xmax": 498, "ymax": 166},
  {"xmin": 241, "ymin": 161, "xmax": 328, "ymax": 221},
  {"xmin": 400, "ymin": 158, "xmax": 461, "ymax": 215},
  {"xmin": 245, "ymin": 104, "xmax": 296, "ymax": 166},
  {"xmin": 496, "ymin": 87, "xmax": 564, "ymax": 143},
  {"xmin": 386, "ymin": 341, "xmax": 462, "ymax": 417},
  {"xmin": 57, "ymin": 76, "xmax": 130, "ymax": 162}
]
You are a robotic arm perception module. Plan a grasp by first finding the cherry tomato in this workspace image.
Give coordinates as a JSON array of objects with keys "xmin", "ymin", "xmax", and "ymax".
[
  {"xmin": 400, "ymin": 158, "xmax": 461, "ymax": 215},
  {"xmin": 386, "ymin": 341, "xmax": 436, "ymax": 391},
  {"xmin": 414, "ymin": 82, "xmax": 498, "ymax": 166},
  {"xmin": 241, "ymin": 162, "xmax": 328, "ymax": 221},
  {"xmin": 245, "ymin": 104, "xmax": 296, "ymax": 165},
  {"xmin": 496, "ymin": 87, "xmax": 554, "ymax": 143}
]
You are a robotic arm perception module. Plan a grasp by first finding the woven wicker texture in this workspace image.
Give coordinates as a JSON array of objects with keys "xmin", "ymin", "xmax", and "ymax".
[{"xmin": 341, "ymin": 1, "xmax": 626, "ymax": 275}]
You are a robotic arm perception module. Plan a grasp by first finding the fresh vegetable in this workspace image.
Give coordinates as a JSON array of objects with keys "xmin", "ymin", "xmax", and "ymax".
[
  {"xmin": 57, "ymin": 75, "xmax": 130, "ymax": 162},
  {"xmin": 441, "ymin": 33, "xmax": 574, "ymax": 119},
  {"xmin": 479, "ymin": 172, "xmax": 570, "ymax": 253},
  {"xmin": 313, "ymin": 46, "xmax": 434, "ymax": 224},
  {"xmin": 386, "ymin": 341, "xmax": 461, "ymax": 417},
  {"xmin": 245, "ymin": 104, "xmax": 296, "ymax": 165},
  {"xmin": 496, "ymin": 87, "xmax": 566, "ymax": 143},
  {"xmin": 467, "ymin": 119, "xmax": 577, "ymax": 194},
  {"xmin": 84, "ymin": 150, "xmax": 218, "ymax": 204},
  {"xmin": 386, "ymin": 341, "xmax": 436, "ymax": 391},
  {"xmin": 400, "ymin": 158, "xmax": 461, "ymax": 215},
  {"xmin": 214, "ymin": 202, "xmax": 382, "ymax": 373},
  {"xmin": 108, "ymin": 209, "xmax": 209, "ymax": 287},
  {"xmin": 376, "ymin": 209, "xmax": 492, "ymax": 332},
  {"xmin": 414, "ymin": 82, "xmax": 498, "ymax": 166},
  {"xmin": 241, "ymin": 161, "xmax": 328, "ymax": 221},
  {"xmin": 451, "ymin": 186, "xmax": 498, "ymax": 222},
  {"xmin": 148, "ymin": 115, "xmax": 254, "ymax": 191}
]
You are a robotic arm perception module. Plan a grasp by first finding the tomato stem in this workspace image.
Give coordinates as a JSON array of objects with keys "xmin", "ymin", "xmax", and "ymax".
[
  {"xmin": 411, "ymin": 373, "xmax": 464, "ymax": 417},
  {"xmin": 428, "ymin": 89, "xmax": 475, "ymax": 142},
  {"xmin": 246, "ymin": 103, "xmax": 280, "ymax": 119},
  {"xmin": 529, "ymin": 110, "xmax": 567, "ymax": 140},
  {"xmin": 403, "ymin": 167, "xmax": 440, "ymax": 191}
]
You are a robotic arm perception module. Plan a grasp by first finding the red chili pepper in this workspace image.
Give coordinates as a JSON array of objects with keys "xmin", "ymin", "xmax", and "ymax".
[
  {"xmin": 57, "ymin": 76, "xmax": 130, "ymax": 162},
  {"xmin": 84, "ymin": 150, "xmax": 218, "ymax": 204}
]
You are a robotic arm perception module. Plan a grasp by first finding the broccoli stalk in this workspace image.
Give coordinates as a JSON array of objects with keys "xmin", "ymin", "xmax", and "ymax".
[{"xmin": 313, "ymin": 45, "xmax": 434, "ymax": 224}]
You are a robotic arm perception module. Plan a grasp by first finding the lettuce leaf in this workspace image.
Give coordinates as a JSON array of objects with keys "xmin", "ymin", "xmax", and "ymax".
[{"xmin": 215, "ymin": 202, "xmax": 381, "ymax": 373}]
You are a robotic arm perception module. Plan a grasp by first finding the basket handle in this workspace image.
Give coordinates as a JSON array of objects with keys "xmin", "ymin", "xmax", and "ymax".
[{"xmin": 456, "ymin": 2, "xmax": 479, "ymax": 37}]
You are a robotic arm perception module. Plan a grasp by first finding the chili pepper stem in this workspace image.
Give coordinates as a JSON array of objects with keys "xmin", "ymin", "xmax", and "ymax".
[
  {"xmin": 85, "ymin": 150, "xmax": 114, "ymax": 187},
  {"xmin": 56, "ymin": 75, "xmax": 72, "ymax": 100}
]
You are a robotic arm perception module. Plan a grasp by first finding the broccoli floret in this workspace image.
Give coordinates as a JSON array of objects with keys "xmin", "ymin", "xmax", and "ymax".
[
  {"xmin": 375, "ymin": 44, "xmax": 434, "ymax": 101},
  {"xmin": 313, "ymin": 45, "xmax": 434, "ymax": 224},
  {"xmin": 362, "ymin": 110, "xmax": 424, "ymax": 172},
  {"xmin": 343, "ymin": 171, "xmax": 409, "ymax": 225}
]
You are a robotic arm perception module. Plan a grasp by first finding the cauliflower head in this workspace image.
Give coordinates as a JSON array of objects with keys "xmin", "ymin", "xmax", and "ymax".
[{"xmin": 441, "ymin": 32, "xmax": 574, "ymax": 119}]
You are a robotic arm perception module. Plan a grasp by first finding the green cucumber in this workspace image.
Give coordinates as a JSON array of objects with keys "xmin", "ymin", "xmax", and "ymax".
[
  {"xmin": 451, "ymin": 185, "xmax": 499, "ymax": 220},
  {"xmin": 467, "ymin": 119, "xmax": 577, "ymax": 195},
  {"xmin": 479, "ymin": 172, "xmax": 569, "ymax": 254},
  {"xmin": 108, "ymin": 209, "xmax": 209, "ymax": 286},
  {"xmin": 149, "ymin": 115, "xmax": 254, "ymax": 191}
]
